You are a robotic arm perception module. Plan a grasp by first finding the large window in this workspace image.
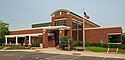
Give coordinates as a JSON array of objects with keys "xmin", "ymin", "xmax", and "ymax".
[
  {"xmin": 108, "ymin": 35, "xmax": 121, "ymax": 43},
  {"xmin": 72, "ymin": 21, "xmax": 77, "ymax": 29},
  {"xmin": 55, "ymin": 20, "xmax": 67, "ymax": 26}
]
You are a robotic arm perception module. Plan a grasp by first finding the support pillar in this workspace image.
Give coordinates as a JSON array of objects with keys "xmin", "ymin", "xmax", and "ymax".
[
  {"xmin": 28, "ymin": 35, "xmax": 32, "ymax": 48},
  {"xmin": 15, "ymin": 36, "xmax": 19, "ymax": 48},
  {"xmin": 5, "ymin": 36, "xmax": 7, "ymax": 45},
  {"xmin": 15, "ymin": 36, "xmax": 18, "ymax": 45},
  {"xmin": 42, "ymin": 29, "xmax": 48, "ymax": 48}
]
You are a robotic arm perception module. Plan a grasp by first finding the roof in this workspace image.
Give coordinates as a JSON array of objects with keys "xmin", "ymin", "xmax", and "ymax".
[
  {"xmin": 51, "ymin": 9, "xmax": 100, "ymax": 27},
  {"xmin": 32, "ymin": 22, "xmax": 51, "ymax": 28}
]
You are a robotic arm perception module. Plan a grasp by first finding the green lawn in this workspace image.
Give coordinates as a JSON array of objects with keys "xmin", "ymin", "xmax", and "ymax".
[
  {"xmin": 86, "ymin": 46, "xmax": 125, "ymax": 54},
  {"xmin": 86, "ymin": 46, "xmax": 107, "ymax": 52},
  {"xmin": 0, "ymin": 46, "xmax": 3, "ymax": 49},
  {"xmin": 118, "ymin": 49, "xmax": 125, "ymax": 54}
]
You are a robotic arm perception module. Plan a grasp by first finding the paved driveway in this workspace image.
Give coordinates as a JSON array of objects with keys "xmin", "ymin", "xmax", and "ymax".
[{"xmin": 0, "ymin": 51, "xmax": 124, "ymax": 60}]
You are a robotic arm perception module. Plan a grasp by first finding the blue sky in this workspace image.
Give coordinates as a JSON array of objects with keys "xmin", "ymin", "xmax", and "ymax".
[{"xmin": 0, "ymin": 0, "xmax": 125, "ymax": 32}]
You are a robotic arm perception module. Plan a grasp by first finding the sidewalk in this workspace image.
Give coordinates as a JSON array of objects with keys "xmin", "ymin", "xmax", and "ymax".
[
  {"xmin": 38, "ymin": 47, "xmax": 125, "ymax": 59},
  {"xmin": 0, "ymin": 47, "xmax": 125, "ymax": 59}
]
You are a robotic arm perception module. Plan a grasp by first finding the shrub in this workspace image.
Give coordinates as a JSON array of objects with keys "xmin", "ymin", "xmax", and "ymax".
[
  {"xmin": 72, "ymin": 40, "xmax": 83, "ymax": 46},
  {"xmin": 101, "ymin": 44, "xmax": 108, "ymax": 48},
  {"xmin": 60, "ymin": 36, "xmax": 70, "ymax": 41},
  {"xmin": 108, "ymin": 44, "xmax": 120, "ymax": 48},
  {"xmin": 85, "ymin": 42, "xmax": 91, "ymax": 47},
  {"xmin": 0, "ymin": 46, "xmax": 3, "ymax": 49},
  {"xmin": 119, "ymin": 44, "xmax": 125, "ymax": 49},
  {"xmin": 32, "ymin": 42, "xmax": 40, "ymax": 47},
  {"xmin": 10, "ymin": 45, "xmax": 18, "ymax": 49},
  {"xmin": 85, "ymin": 42, "xmax": 108, "ymax": 48}
]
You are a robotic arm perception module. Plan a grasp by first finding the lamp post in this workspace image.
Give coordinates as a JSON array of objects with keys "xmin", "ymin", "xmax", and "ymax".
[{"xmin": 83, "ymin": 18, "xmax": 85, "ymax": 48}]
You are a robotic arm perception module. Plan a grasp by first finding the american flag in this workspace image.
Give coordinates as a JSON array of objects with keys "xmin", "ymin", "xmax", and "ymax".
[{"xmin": 84, "ymin": 11, "xmax": 90, "ymax": 19}]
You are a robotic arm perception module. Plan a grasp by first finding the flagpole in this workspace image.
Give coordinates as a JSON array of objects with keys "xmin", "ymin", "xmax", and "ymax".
[{"xmin": 83, "ymin": 8, "xmax": 85, "ymax": 49}]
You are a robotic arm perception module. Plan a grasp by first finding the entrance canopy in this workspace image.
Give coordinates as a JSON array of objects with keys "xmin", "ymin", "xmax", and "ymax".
[
  {"xmin": 5, "ymin": 33, "xmax": 43, "ymax": 37},
  {"xmin": 40, "ymin": 26, "xmax": 70, "ymax": 30}
]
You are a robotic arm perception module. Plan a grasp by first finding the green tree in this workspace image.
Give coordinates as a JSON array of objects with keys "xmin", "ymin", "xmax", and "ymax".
[
  {"xmin": 122, "ymin": 34, "xmax": 125, "ymax": 44},
  {"xmin": 0, "ymin": 20, "xmax": 9, "ymax": 43}
]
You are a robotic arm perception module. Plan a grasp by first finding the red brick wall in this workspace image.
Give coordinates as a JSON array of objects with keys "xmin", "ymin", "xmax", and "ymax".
[
  {"xmin": 51, "ymin": 11, "xmax": 73, "ymax": 38},
  {"xmin": 9, "ymin": 29, "xmax": 43, "ymax": 35},
  {"xmin": 48, "ymin": 38, "xmax": 55, "ymax": 47},
  {"xmin": 85, "ymin": 27, "xmax": 122, "ymax": 44},
  {"xmin": 31, "ymin": 37, "xmax": 42, "ymax": 43},
  {"xmin": 51, "ymin": 11, "xmax": 99, "ymax": 40}
]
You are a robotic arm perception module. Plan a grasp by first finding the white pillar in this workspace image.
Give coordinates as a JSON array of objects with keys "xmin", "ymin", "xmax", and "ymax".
[
  {"xmin": 28, "ymin": 35, "xmax": 31, "ymax": 45},
  {"xmin": 5, "ymin": 36, "xmax": 7, "ymax": 45},
  {"xmin": 16, "ymin": 36, "xmax": 18, "ymax": 45}
]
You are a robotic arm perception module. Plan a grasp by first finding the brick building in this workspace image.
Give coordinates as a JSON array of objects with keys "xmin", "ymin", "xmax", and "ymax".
[{"xmin": 5, "ymin": 9, "xmax": 122, "ymax": 48}]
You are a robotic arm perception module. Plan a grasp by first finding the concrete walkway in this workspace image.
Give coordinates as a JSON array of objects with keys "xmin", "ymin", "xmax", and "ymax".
[
  {"xmin": 0, "ymin": 47, "xmax": 125, "ymax": 59},
  {"xmin": 38, "ymin": 48, "xmax": 125, "ymax": 59}
]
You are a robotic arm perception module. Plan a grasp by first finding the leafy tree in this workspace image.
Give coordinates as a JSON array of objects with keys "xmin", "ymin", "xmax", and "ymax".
[
  {"xmin": 122, "ymin": 34, "xmax": 125, "ymax": 44},
  {"xmin": 0, "ymin": 20, "xmax": 9, "ymax": 43}
]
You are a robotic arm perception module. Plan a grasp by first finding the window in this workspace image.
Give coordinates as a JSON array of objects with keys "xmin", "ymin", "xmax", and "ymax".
[
  {"xmin": 55, "ymin": 20, "xmax": 67, "ymax": 26},
  {"xmin": 72, "ymin": 20, "xmax": 77, "ymax": 29}
]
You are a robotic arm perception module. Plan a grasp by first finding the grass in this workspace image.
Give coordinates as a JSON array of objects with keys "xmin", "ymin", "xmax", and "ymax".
[
  {"xmin": 6, "ymin": 45, "xmax": 29, "ymax": 50},
  {"xmin": 118, "ymin": 49, "xmax": 125, "ymax": 54},
  {"xmin": 86, "ymin": 46, "xmax": 125, "ymax": 54},
  {"xmin": 6, "ymin": 47, "xmax": 29, "ymax": 50},
  {"xmin": 86, "ymin": 46, "xmax": 107, "ymax": 52},
  {"xmin": 0, "ymin": 46, "xmax": 3, "ymax": 49}
]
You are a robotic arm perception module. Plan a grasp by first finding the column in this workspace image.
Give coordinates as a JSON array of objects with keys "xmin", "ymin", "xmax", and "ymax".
[
  {"xmin": 67, "ymin": 14, "xmax": 72, "ymax": 39},
  {"xmin": 28, "ymin": 35, "xmax": 32, "ymax": 48},
  {"xmin": 42, "ymin": 29, "xmax": 48, "ymax": 48},
  {"xmin": 5, "ymin": 36, "xmax": 7, "ymax": 45},
  {"xmin": 83, "ymin": 19, "xmax": 85, "ymax": 48},
  {"xmin": 28, "ymin": 35, "xmax": 31, "ymax": 45},
  {"xmin": 15, "ymin": 36, "xmax": 18, "ymax": 45},
  {"xmin": 59, "ymin": 28, "xmax": 65, "ymax": 38}
]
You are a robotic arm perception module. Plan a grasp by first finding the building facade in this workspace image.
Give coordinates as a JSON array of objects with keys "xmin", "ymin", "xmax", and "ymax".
[{"xmin": 5, "ymin": 9, "xmax": 122, "ymax": 48}]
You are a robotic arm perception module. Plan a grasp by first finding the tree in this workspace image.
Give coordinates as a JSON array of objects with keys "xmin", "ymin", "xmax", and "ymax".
[
  {"xmin": 0, "ymin": 20, "xmax": 9, "ymax": 43},
  {"xmin": 122, "ymin": 34, "xmax": 125, "ymax": 44}
]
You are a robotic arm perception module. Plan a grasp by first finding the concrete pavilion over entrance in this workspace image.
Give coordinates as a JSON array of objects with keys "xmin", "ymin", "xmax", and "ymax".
[{"xmin": 5, "ymin": 26, "xmax": 70, "ymax": 48}]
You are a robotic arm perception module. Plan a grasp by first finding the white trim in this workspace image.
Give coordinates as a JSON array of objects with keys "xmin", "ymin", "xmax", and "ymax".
[
  {"xmin": 39, "ymin": 26, "xmax": 70, "ymax": 30},
  {"xmin": 54, "ymin": 18, "xmax": 67, "ymax": 21},
  {"xmin": 85, "ymin": 26, "xmax": 121, "ymax": 30},
  {"xmin": 59, "ymin": 12, "xmax": 62, "ymax": 15},
  {"xmin": 10, "ymin": 27, "xmax": 42, "ymax": 31},
  {"xmin": 5, "ymin": 33, "xmax": 43, "ymax": 37},
  {"xmin": 67, "ymin": 12, "xmax": 69, "ymax": 15},
  {"xmin": 72, "ymin": 18, "xmax": 77, "ymax": 21},
  {"xmin": 10, "ymin": 26, "xmax": 70, "ymax": 31},
  {"xmin": 108, "ymin": 43, "xmax": 122, "ymax": 44},
  {"xmin": 108, "ymin": 33, "xmax": 121, "ymax": 35}
]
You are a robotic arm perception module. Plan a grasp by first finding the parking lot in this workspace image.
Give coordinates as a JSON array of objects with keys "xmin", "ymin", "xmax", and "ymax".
[{"xmin": 0, "ymin": 51, "xmax": 124, "ymax": 60}]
